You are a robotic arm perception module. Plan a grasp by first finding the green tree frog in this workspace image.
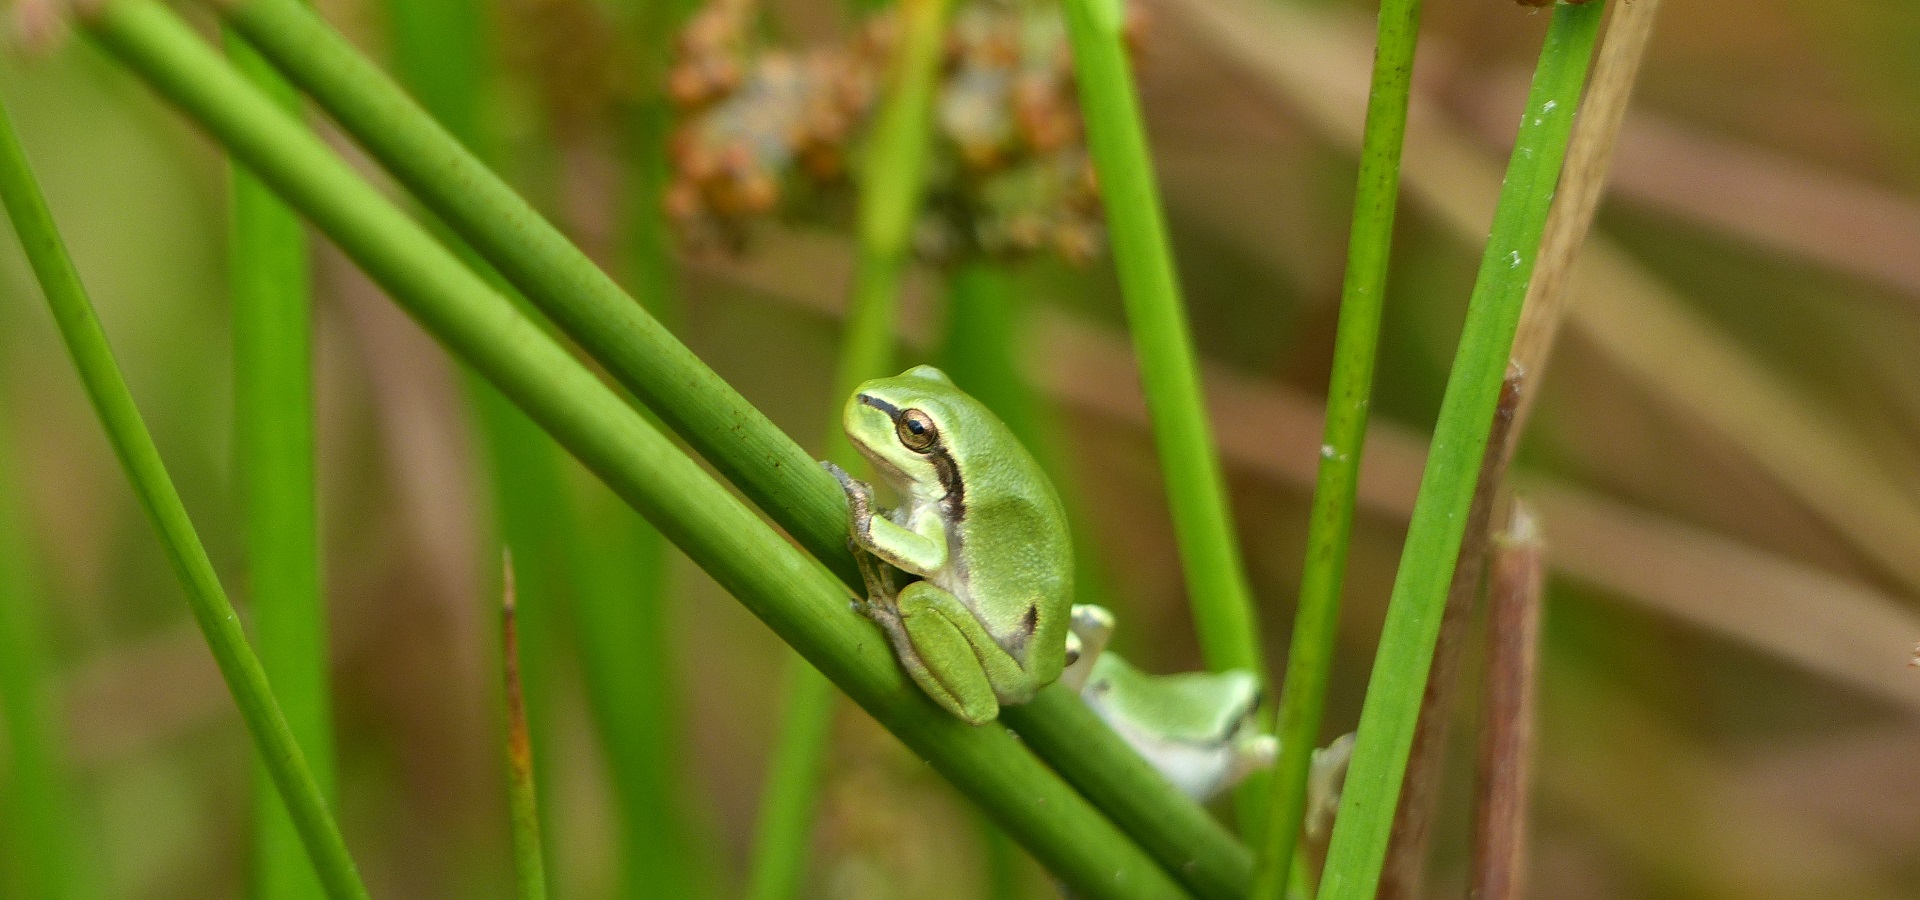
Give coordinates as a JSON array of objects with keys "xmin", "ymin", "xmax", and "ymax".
[
  {"xmin": 826, "ymin": 365, "xmax": 1074, "ymax": 725},
  {"xmin": 1060, "ymin": 604, "xmax": 1276, "ymax": 800},
  {"xmin": 1061, "ymin": 606, "xmax": 1355, "ymax": 812}
]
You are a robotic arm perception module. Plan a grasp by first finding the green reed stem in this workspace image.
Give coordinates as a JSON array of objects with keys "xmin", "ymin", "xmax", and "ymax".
[
  {"xmin": 501, "ymin": 558, "xmax": 551, "ymax": 900},
  {"xmin": 750, "ymin": 0, "xmax": 949, "ymax": 887},
  {"xmin": 1059, "ymin": 0, "xmax": 1267, "ymax": 832},
  {"xmin": 175, "ymin": 13, "xmax": 1231, "ymax": 884},
  {"xmin": 0, "ymin": 406, "xmax": 87, "ymax": 900},
  {"xmin": 1315, "ymin": 4, "xmax": 1605, "ymax": 897},
  {"xmin": 0, "ymin": 85, "xmax": 369, "ymax": 900},
  {"xmin": 1058, "ymin": 0, "xmax": 1262, "ymax": 695},
  {"xmin": 226, "ymin": 30, "xmax": 332, "ymax": 900},
  {"xmin": 1252, "ymin": 0, "xmax": 1422, "ymax": 894},
  {"xmin": 76, "ymin": 5, "xmax": 1200, "ymax": 895}
]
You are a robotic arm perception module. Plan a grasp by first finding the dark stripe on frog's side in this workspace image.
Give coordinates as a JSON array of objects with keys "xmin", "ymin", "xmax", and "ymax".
[
  {"xmin": 926, "ymin": 448, "xmax": 966, "ymax": 519},
  {"xmin": 856, "ymin": 393, "xmax": 967, "ymax": 519}
]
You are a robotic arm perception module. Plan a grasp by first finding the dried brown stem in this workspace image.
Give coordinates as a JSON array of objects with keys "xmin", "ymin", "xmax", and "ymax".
[
  {"xmin": 501, "ymin": 549, "xmax": 548, "ymax": 900},
  {"xmin": 1507, "ymin": 0, "xmax": 1665, "ymax": 442},
  {"xmin": 1377, "ymin": 366, "xmax": 1524, "ymax": 900},
  {"xmin": 1469, "ymin": 499, "xmax": 1545, "ymax": 900},
  {"xmin": 1379, "ymin": 4, "xmax": 1660, "ymax": 890}
]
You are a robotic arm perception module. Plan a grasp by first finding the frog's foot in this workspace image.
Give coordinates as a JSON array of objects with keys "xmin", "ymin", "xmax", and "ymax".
[
  {"xmin": 1060, "ymin": 604, "xmax": 1116, "ymax": 693},
  {"xmin": 821, "ymin": 459, "xmax": 869, "ymax": 504},
  {"xmin": 1305, "ymin": 732, "xmax": 1357, "ymax": 842}
]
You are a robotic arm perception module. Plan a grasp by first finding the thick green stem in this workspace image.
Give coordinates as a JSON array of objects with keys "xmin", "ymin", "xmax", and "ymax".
[
  {"xmin": 0, "ymin": 85, "xmax": 370, "ymax": 900},
  {"xmin": 226, "ymin": 30, "xmax": 333, "ymax": 900},
  {"xmin": 1058, "ymin": 0, "xmax": 1262, "ymax": 683},
  {"xmin": 1253, "ymin": 0, "xmax": 1421, "ymax": 894},
  {"xmin": 593, "ymin": 0, "xmax": 710, "ymax": 893},
  {"xmin": 77, "ymin": 4, "xmax": 1197, "ymax": 895},
  {"xmin": 1314, "ymin": 4, "xmax": 1606, "ymax": 897}
]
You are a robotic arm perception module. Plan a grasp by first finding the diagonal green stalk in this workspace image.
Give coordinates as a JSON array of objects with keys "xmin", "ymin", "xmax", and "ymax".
[
  {"xmin": 208, "ymin": 0, "xmax": 857, "ymax": 578},
  {"xmin": 75, "ymin": 4, "xmax": 1206, "ymax": 895},
  {"xmin": 159, "ymin": 0, "xmax": 1257, "ymax": 891},
  {"xmin": 749, "ymin": 0, "xmax": 949, "ymax": 889},
  {"xmin": 1315, "ymin": 4, "xmax": 1606, "ymax": 897},
  {"xmin": 0, "ymin": 85, "xmax": 370, "ymax": 900},
  {"xmin": 1253, "ymin": 0, "xmax": 1422, "ymax": 895},
  {"xmin": 225, "ymin": 30, "xmax": 333, "ymax": 900},
  {"xmin": 0, "ymin": 405, "xmax": 88, "ymax": 900},
  {"xmin": 1057, "ymin": 0, "xmax": 1262, "ymax": 684}
]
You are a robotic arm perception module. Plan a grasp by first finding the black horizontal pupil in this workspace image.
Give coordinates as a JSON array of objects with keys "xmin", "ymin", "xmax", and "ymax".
[{"xmin": 907, "ymin": 420, "xmax": 926, "ymax": 435}]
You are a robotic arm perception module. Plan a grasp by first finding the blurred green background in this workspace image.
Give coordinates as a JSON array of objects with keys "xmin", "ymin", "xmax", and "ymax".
[{"xmin": 2, "ymin": 0, "xmax": 1919, "ymax": 897}]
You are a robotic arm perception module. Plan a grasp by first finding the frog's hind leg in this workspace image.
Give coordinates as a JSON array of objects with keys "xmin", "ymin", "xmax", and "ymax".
[
  {"xmin": 863, "ymin": 590, "xmax": 997, "ymax": 724},
  {"xmin": 894, "ymin": 581, "xmax": 1040, "ymax": 723}
]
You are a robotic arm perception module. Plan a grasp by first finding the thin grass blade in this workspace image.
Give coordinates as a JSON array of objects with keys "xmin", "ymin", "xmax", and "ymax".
[
  {"xmin": 0, "ymin": 85, "xmax": 370, "ymax": 900},
  {"xmin": 1254, "ymin": 0, "xmax": 1422, "ymax": 892}
]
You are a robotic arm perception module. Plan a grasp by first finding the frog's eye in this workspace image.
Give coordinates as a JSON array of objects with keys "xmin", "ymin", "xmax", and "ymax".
[{"xmin": 895, "ymin": 409, "xmax": 939, "ymax": 453}]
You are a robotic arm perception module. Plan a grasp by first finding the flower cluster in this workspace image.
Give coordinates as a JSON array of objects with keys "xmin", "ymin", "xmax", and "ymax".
[{"xmin": 665, "ymin": 0, "xmax": 1137, "ymax": 264}]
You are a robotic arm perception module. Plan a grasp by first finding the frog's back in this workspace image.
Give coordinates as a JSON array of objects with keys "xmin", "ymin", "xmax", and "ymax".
[{"xmin": 942, "ymin": 393, "xmax": 1074, "ymax": 678}]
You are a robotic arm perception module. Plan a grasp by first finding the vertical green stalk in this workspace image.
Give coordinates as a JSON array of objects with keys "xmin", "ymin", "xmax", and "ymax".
[
  {"xmin": 1315, "ymin": 4, "xmax": 1605, "ymax": 897},
  {"xmin": 1253, "ymin": 0, "xmax": 1421, "ymax": 894},
  {"xmin": 0, "ymin": 88, "xmax": 369, "ymax": 900},
  {"xmin": 825, "ymin": 0, "xmax": 950, "ymax": 465},
  {"xmin": 501, "ymin": 558, "xmax": 551, "ymax": 900},
  {"xmin": 939, "ymin": 262, "xmax": 1041, "ymax": 450},
  {"xmin": 569, "ymin": 483, "xmax": 709, "ymax": 899},
  {"xmin": 747, "ymin": 0, "xmax": 949, "ymax": 892},
  {"xmin": 226, "ymin": 30, "xmax": 332, "ymax": 900},
  {"xmin": 744, "ymin": 658, "xmax": 840, "ymax": 900},
  {"xmin": 386, "ymin": 0, "xmax": 573, "ymax": 873},
  {"xmin": 976, "ymin": 805, "xmax": 1027, "ymax": 900},
  {"xmin": 0, "ymin": 406, "xmax": 88, "ymax": 900},
  {"xmin": 1058, "ymin": 0, "xmax": 1262, "ymax": 680},
  {"xmin": 588, "ymin": 0, "xmax": 709, "ymax": 892}
]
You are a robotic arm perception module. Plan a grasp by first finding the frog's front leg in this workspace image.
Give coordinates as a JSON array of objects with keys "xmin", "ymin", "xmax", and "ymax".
[
  {"xmin": 869, "ymin": 581, "xmax": 1038, "ymax": 725},
  {"xmin": 1060, "ymin": 604, "xmax": 1116, "ymax": 693},
  {"xmin": 822, "ymin": 460, "xmax": 946, "ymax": 576}
]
